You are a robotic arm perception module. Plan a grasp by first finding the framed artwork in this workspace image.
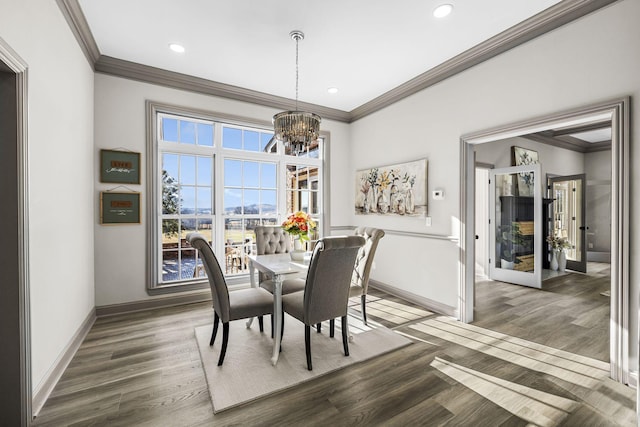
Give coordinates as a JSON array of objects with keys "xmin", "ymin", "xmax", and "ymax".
[
  {"xmin": 355, "ymin": 158, "xmax": 427, "ymax": 216},
  {"xmin": 100, "ymin": 192, "xmax": 141, "ymax": 224},
  {"xmin": 100, "ymin": 149, "xmax": 141, "ymax": 184},
  {"xmin": 511, "ymin": 146, "xmax": 539, "ymax": 197}
]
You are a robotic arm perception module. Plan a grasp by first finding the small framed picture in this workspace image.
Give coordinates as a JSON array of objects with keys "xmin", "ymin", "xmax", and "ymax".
[
  {"xmin": 100, "ymin": 192, "xmax": 141, "ymax": 224},
  {"xmin": 511, "ymin": 146, "xmax": 539, "ymax": 197},
  {"xmin": 100, "ymin": 149, "xmax": 141, "ymax": 184}
]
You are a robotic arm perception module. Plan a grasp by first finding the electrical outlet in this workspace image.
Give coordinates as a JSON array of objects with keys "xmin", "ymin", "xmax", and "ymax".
[{"xmin": 425, "ymin": 217, "xmax": 432, "ymax": 226}]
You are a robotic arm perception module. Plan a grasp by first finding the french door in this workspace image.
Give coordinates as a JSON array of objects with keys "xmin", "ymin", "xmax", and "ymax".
[
  {"xmin": 548, "ymin": 174, "xmax": 587, "ymax": 273},
  {"xmin": 489, "ymin": 164, "xmax": 542, "ymax": 288}
]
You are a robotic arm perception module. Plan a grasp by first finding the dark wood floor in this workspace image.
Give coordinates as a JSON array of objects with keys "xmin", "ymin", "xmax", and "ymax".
[
  {"xmin": 33, "ymin": 286, "xmax": 634, "ymax": 426},
  {"xmin": 474, "ymin": 263, "xmax": 611, "ymax": 361}
]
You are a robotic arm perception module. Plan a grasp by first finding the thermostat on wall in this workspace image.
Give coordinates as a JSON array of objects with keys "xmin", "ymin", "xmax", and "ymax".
[{"xmin": 432, "ymin": 189, "xmax": 445, "ymax": 200}]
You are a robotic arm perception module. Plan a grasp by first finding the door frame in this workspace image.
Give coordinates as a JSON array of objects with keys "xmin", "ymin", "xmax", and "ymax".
[
  {"xmin": 459, "ymin": 97, "xmax": 630, "ymax": 384},
  {"xmin": 0, "ymin": 37, "xmax": 31, "ymax": 423}
]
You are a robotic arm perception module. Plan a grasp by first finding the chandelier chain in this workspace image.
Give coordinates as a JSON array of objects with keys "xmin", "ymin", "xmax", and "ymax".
[{"xmin": 295, "ymin": 34, "xmax": 299, "ymax": 110}]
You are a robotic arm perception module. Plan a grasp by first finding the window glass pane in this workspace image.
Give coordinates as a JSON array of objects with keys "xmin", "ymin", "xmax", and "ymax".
[
  {"xmin": 196, "ymin": 220, "xmax": 213, "ymax": 238},
  {"xmin": 244, "ymin": 161, "xmax": 259, "ymax": 187},
  {"xmin": 223, "ymin": 127, "xmax": 242, "ymax": 149},
  {"xmin": 162, "ymin": 155, "xmax": 179, "ymax": 215},
  {"xmin": 182, "ymin": 218, "xmax": 197, "ymax": 234},
  {"xmin": 197, "ymin": 123, "xmax": 213, "ymax": 146},
  {"xmin": 297, "ymin": 166, "xmax": 309, "ymax": 190},
  {"xmin": 261, "ymin": 190, "xmax": 277, "ymax": 214},
  {"xmin": 180, "ymin": 186, "xmax": 195, "ymax": 214},
  {"xmin": 300, "ymin": 191, "xmax": 310, "ymax": 212},
  {"xmin": 224, "ymin": 159, "xmax": 242, "ymax": 186},
  {"xmin": 162, "ymin": 219, "xmax": 180, "ymax": 241},
  {"xmin": 243, "ymin": 189, "xmax": 259, "ymax": 213},
  {"xmin": 163, "ymin": 154, "xmax": 179, "ymax": 182},
  {"xmin": 286, "ymin": 164, "xmax": 298, "ymax": 189},
  {"xmin": 224, "ymin": 188, "xmax": 242, "ymax": 216},
  {"xmin": 260, "ymin": 132, "xmax": 274, "ymax": 152},
  {"xmin": 197, "ymin": 187, "xmax": 212, "ymax": 213},
  {"xmin": 197, "ymin": 157, "xmax": 212, "ymax": 185},
  {"xmin": 180, "ymin": 121, "xmax": 196, "ymax": 144},
  {"xmin": 261, "ymin": 217, "xmax": 278, "ymax": 226},
  {"xmin": 162, "ymin": 250, "xmax": 179, "ymax": 282},
  {"xmin": 162, "ymin": 118, "xmax": 178, "ymax": 142},
  {"xmin": 180, "ymin": 156, "xmax": 196, "ymax": 185},
  {"xmin": 261, "ymin": 163, "xmax": 276, "ymax": 188},
  {"xmin": 244, "ymin": 130, "xmax": 260, "ymax": 152},
  {"xmin": 180, "ymin": 249, "xmax": 197, "ymax": 280}
]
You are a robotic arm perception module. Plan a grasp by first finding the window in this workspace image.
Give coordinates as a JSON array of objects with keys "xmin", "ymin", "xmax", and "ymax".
[{"xmin": 148, "ymin": 104, "xmax": 325, "ymax": 293}]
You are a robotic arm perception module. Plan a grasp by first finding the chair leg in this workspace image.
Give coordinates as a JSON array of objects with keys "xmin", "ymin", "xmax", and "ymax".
[
  {"xmin": 341, "ymin": 315, "xmax": 350, "ymax": 357},
  {"xmin": 361, "ymin": 294, "xmax": 368, "ymax": 325},
  {"xmin": 329, "ymin": 319, "xmax": 335, "ymax": 338},
  {"xmin": 218, "ymin": 322, "xmax": 229, "ymax": 366},
  {"xmin": 316, "ymin": 323, "xmax": 321, "ymax": 333},
  {"xmin": 258, "ymin": 316, "xmax": 264, "ymax": 332},
  {"xmin": 210, "ymin": 312, "xmax": 220, "ymax": 346},
  {"xmin": 305, "ymin": 325, "xmax": 312, "ymax": 370}
]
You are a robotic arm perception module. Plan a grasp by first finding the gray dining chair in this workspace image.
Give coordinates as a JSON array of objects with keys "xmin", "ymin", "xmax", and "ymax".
[
  {"xmin": 187, "ymin": 233, "xmax": 274, "ymax": 366},
  {"xmin": 281, "ymin": 235, "xmax": 365, "ymax": 370},
  {"xmin": 254, "ymin": 225, "xmax": 306, "ymax": 295},
  {"xmin": 351, "ymin": 227, "xmax": 385, "ymax": 325}
]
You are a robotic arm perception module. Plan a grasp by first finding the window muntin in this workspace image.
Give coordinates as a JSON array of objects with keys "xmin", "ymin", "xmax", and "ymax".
[{"xmin": 152, "ymin": 109, "xmax": 324, "ymax": 290}]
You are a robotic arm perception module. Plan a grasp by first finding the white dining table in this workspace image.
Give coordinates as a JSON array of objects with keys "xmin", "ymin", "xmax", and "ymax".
[{"xmin": 246, "ymin": 253, "xmax": 308, "ymax": 366}]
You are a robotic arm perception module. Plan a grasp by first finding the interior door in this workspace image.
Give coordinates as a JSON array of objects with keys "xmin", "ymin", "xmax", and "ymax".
[
  {"xmin": 548, "ymin": 174, "xmax": 587, "ymax": 273},
  {"xmin": 489, "ymin": 164, "xmax": 542, "ymax": 288}
]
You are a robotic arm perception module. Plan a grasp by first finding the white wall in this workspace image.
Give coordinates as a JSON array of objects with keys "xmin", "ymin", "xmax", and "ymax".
[
  {"xmin": 585, "ymin": 150, "xmax": 612, "ymax": 253},
  {"xmin": 0, "ymin": 1, "xmax": 95, "ymax": 392},
  {"xmin": 93, "ymin": 74, "xmax": 351, "ymax": 306},
  {"xmin": 348, "ymin": 0, "xmax": 640, "ymax": 364}
]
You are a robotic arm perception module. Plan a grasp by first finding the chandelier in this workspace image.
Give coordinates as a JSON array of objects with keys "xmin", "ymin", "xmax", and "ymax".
[{"xmin": 273, "ymin": 30, "xmax": 321, "ymax": 156}]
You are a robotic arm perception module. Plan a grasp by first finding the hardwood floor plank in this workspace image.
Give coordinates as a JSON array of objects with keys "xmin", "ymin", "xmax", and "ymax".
[{"xmin": 33, "ymin": 286, "xmax": 635, "ymax": 426}]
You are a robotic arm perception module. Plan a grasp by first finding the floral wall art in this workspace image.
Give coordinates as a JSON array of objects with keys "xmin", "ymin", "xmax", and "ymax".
[
  {"xmin": 355, "ymin": 159, "xmax": 427, "ymax": 216},
  {"xmin": 511, "ymin": 146, "xmax": 539, "ymax": 197}
]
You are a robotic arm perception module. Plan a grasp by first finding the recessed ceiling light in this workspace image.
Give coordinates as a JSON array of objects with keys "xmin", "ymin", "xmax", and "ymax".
[
  {"xmin": 169, "ymin": 43, "xmax": 185, "ymax": 53},
  {"xmin": 433, "ymin": 4, "xmax": 453, "ymax": 18},
  {"xmin": 327, "ymin": 87, "xmax": 339, "ymax": 94}
]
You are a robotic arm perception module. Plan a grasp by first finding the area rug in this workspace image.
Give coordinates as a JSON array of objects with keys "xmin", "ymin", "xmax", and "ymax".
[{"xmin": 195, "ymin": 313, "xmax": 412, "ymax": 413}]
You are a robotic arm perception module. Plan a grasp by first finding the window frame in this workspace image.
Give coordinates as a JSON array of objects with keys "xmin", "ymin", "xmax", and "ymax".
[{"xmin": 146, "ymin": 101, "xmax": 328, "ymax": 294}]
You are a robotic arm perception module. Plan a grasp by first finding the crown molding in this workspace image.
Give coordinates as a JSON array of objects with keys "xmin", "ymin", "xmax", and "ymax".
[
  {"xmin": 56, "ymin": 0, "xmax": 100, "ymax": 67},
  {"xmin": 95, "ymin": 55, "xmax": 351, "ymax": 122},
  {"xmin": 59, "ymin": 0, "xmax": 617, "ymax": 123},
  {"xmin": 349, "ymin": 0, "xmax": 619, "ymax": 121},
  {"xmin": 523, "ymin": 132, "xmax": 611, "ymax": 153}
]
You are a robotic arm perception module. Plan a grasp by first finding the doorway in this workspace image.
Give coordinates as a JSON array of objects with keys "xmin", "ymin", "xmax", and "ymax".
[
  {"xmin": 459, "ymin": 98, "xmax": 630, "ymax": 384},
  {"xmin": 0, "ymin": 40, "xmax": 31, "ymax": 424}
]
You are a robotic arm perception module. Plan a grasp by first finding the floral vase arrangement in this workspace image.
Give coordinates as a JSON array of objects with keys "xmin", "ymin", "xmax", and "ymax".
[
  {"xmin": 282, "ymin": 211, "xmax": 316, "ymax": 261},
  {"xmin": 546, "ymin": 234, "xmax": 571, "ymax": 272}
]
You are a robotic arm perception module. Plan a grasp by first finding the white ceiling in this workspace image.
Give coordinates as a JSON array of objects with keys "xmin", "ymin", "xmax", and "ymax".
[{"xmin": 78, "ymin": 0, "xmax": 561, "ymax": 112}]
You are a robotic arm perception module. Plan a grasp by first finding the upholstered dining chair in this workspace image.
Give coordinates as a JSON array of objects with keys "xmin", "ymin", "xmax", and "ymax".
[
  {"xmin": 254, "ymin": 225, "xmax": 306, "ymax": 295},
  {"xmin": 187, "ymin": 233, "xmax": 274, "ymax": 366},
  {"xmin": 351, "ymin": 227, "xmax": 385, "ymax": 325},
  {"xmin": 281, "ymin": 235, "xmax": 365, "ymax": 370}
]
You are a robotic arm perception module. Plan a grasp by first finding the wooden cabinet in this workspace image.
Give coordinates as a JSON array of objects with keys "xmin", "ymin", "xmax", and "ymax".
[{"xmin": 499, "ymin": 196, "xmax": 534, "ymax": 271}]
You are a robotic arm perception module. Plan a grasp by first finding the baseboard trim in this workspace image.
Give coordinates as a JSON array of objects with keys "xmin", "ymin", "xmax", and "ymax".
[
  {"xmin": 95, "ymin": 291, "xmax": 212, "ymax": 317},
  {"xmin": 32, "ymin": 308, "xmax": 96, "ymax": 417},
  {"xmin": 629, "ymin": 370, "xmax": 638, "ymax": 388},
  {"xmin": 370, "ymin": 279, "xmax": 458, "ymax": 318}
]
